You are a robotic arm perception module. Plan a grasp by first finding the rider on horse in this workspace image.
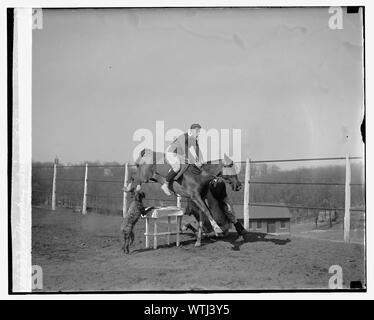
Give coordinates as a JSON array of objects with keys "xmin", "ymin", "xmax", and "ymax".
[{"xmin": 161, "ymin": 123, "xmax": 204, "ymax": 196}]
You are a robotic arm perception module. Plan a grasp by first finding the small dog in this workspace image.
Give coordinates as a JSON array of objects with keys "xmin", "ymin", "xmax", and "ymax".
[{"xmin": 121, "ymin": 191, "xmax": 154, "ymax": 254}]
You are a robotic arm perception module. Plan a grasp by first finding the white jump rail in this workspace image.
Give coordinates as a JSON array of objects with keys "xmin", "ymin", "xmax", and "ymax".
[{"xmin": 143, "ymin": 206, "xmax": 184, "ymax": 249}]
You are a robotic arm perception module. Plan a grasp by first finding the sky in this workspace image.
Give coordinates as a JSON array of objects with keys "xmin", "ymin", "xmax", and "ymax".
[{"xmin": 32, "ymin": 7, "xmax": 364, "ymax": 166}]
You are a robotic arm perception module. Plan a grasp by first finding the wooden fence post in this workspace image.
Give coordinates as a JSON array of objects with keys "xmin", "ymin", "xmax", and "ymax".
[
  {"xmin": 51, "ymin": 162, "xmax": 57, "ymax": 211},
  {"xmin": 344, "ymin": 141, "xmax": 351, "ymax": 243},
  {"xmin": 122, "ymin": 163, "xmax": 129, "ymax": 218},
  {"xmin": 243, "ymin": 158, "xmax": 250, "ymax": 230},
  {"xmin": 145, "ymin": 217, "xmax": 150, "ymax": 249},
  {"xmin": 82, "ymin": 163, "xmax": 88, "ymax": 215},
  {"xmin": 177, "ymin": 195, "xmax": 181, "ymax": 209},
  {"xmin": 176, "ymin": 195, "xmax": 182, "ymax": 226}
]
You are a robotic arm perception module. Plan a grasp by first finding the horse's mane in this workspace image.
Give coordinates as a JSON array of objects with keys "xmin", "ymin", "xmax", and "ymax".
[
  {"xmin": 205, "ymin": 155, "xmax": 234, "ymax": 166},
  {"xmin": 205, "ymin": 159, "xmax": 224, "ymax": 165},
  {"xmin": 136, "ymin": 149, "xmax": 235, "ymax": 170}
]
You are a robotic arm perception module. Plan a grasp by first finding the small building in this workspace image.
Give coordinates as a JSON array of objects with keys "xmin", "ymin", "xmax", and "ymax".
[
  {"xmin": 246, "ymin": 204, "xmax": 292, "ymax": 235},
  {"xmin": 317, "ymin": 210, "xmax": 337, "ymax": 223}
]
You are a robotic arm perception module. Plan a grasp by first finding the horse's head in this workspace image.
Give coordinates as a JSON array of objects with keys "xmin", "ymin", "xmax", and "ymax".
[{"xmin": 221, "ymin": 154, "xmax": 242, "ymax": 191}]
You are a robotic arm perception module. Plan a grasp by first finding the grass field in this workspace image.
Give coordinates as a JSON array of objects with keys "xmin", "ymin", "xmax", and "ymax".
[{"xmin": 291, "ymin": 221, "xmax": 365, "ymax": 244}]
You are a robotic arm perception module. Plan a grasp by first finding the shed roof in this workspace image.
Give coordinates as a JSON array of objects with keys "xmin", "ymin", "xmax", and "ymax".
[{"xmin": 248, "ymin": 204, "xmax": 292, "ymax": 219}]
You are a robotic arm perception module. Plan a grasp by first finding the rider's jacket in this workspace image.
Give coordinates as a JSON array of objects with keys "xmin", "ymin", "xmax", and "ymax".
[{"xmin": 168, "ymin": 132, "xmax": 203, "ymax": 164}]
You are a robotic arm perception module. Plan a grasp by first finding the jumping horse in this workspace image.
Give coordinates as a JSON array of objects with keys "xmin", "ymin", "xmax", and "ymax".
[{"xmin": 125, "ymin": 149, "xmax": 244, "ymax": 247}]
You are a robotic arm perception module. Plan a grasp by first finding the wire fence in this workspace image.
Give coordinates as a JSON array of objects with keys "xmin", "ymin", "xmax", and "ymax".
[
  {"xmin": 31, "ymin": 156, "xmax": 364, "ymax": 168},
  {"xmin": 32, "ymin": 155, "xmax": 365, "ymax": 215}
]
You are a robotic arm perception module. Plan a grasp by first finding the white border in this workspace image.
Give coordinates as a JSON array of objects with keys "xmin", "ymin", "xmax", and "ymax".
[
  {"xmin": 11, "ymin": 7, "xmax": 32, "ymax": 293},
  {"xmin": 0, "ymin": 0, "xmax": 371, "ymax": 300}
]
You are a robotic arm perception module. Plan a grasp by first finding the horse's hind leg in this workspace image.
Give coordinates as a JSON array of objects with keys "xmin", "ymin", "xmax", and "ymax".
[{"xmin": 195, "ymin": 219, "xmax": 203, "ymax": 247}]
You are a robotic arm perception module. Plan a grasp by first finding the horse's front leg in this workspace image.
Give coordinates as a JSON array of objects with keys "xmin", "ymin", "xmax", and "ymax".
[
  {"xmin": 222, "ymin": 196, "xmax": 238, "ymax": 224},
  {"xmin": 191, "ymin": 192, "xmax": 223, "ymax": 237},
  {"xmin": 222, "ymin": 196, "xmax": 248, "ymax": 236}
]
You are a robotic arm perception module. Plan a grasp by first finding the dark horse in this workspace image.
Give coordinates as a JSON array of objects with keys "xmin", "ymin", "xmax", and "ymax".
[
  {"xmin": 126, "ymin": 149, "xmax": 244, "ymax": 247},
  {"xmin": 184, "ymin": 176, "xmax": 243, "ymax": 237}
]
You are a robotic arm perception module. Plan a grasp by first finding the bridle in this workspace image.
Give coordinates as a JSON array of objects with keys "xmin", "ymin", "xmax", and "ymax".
[{"xmin": 218, "ymin": 161, "xmax": 242, "ymax": 191}]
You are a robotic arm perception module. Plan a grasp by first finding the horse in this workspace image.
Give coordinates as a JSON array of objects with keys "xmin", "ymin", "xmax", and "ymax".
[
  {"xmin": 125, "ymin": 149, "xmax": 243, "ymax": 247},
  {"xmin": 184, "ymin": 176, "xmax": 247, "ymax": 238}
]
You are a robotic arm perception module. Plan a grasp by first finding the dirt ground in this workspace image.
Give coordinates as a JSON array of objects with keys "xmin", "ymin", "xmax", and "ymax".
[{"xmin": 32, "ymin": 207, "xmax": 366, "ymax": 292}]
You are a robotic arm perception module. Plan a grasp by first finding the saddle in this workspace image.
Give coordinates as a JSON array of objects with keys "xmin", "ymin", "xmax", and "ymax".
[
  {"xmin": 167, "ymin": 164, "xmax": 202, "ymax": 194},
  {"xmin": 174, "ymin": 164, "xmax": 202, "ymax": 181},
  {"xmin": 174, "ymin": 164, "xmax": 188, "ymax": 181}
]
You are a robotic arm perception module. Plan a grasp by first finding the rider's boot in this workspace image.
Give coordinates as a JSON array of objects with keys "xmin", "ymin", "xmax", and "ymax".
[{"xmin": 161, "ymin": 169, "xmax": 178, "ymax": 196}]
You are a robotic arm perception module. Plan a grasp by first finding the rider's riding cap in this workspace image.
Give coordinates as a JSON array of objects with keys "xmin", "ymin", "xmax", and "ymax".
[{"xmin": 190, "ymin": 123, "xmax": 202, "ymax": 130}]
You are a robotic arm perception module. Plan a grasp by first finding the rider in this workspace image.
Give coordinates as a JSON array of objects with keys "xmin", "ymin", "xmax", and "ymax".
[{"xmin": 161, "ymin": 123, "xmax": 204, "ymax": 196}]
